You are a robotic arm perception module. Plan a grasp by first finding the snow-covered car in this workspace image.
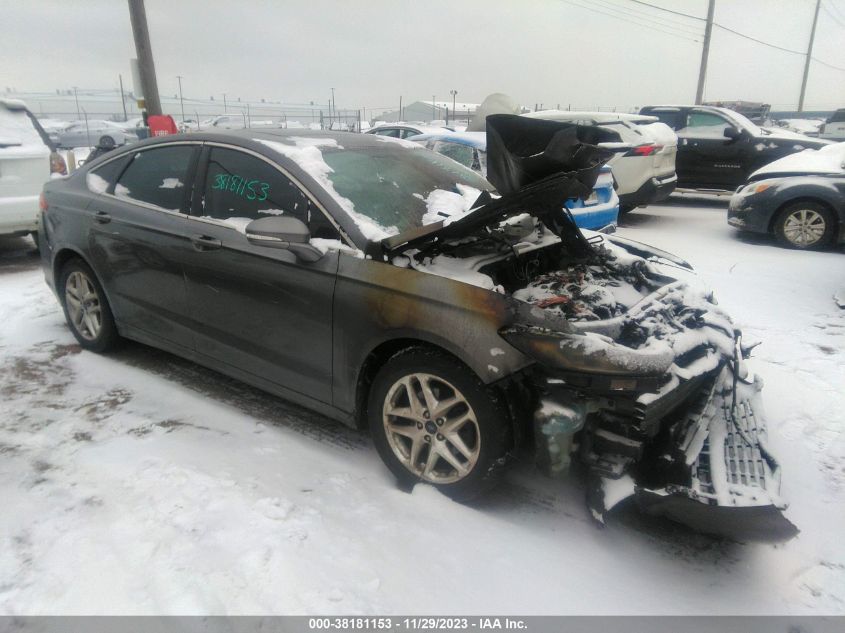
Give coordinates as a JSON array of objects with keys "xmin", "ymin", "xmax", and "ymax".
[
  {"xmin": 53, "ymin": 120, "xmax": 135, "ymax": 149},
  {"xmin": 409, "ymin": 130, "xmax": 619, "ymax": 231},
  {"xmin": 522, "ymin": 110, "xmax": 678, "ymax": 213},
  {"xmin": 819, "ymin": 108, "xmax": 845, "ymax": 142},
  {"xmin": 640, "ymin": 105, "xmax": 830, "ymax": 191},
  {"xmin": 1, "ymin": 99, "xmax": 66, "ymax": 239},
  {"xmin": 201, "ymin": 114, "xmax": 250, "ymax": 130},
  {"xmin": 728, "ymin": 143, "xmax": 845, "ymax": 249},
  {"xmin": 38, "ymin": 116, "xmax": 795, "ymax": 540},
  {"xmin": 366, "ymin": 123, "xmax": 453, "ymax": 139},
  {"xmin": 773, "ymin": 118, "xmax": 825, "ymax": 137}
]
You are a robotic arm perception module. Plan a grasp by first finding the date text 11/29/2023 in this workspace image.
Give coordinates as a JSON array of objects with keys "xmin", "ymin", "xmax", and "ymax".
[{"xmin": 307, "ymin": 617, "xmax": 528, "ymax": 630}]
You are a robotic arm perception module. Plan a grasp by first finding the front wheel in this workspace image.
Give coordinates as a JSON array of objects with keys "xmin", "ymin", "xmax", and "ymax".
[
  {"xmin": 774, "ymin": 201, "xmax": 836, "ymax": 249},
  {"xmin": 368, "ymin": 348, "xmax": 512, "ymax": 500},
  {"xmin": 59, "ymin": 259, "xmax": 120, "ymax": 352}
]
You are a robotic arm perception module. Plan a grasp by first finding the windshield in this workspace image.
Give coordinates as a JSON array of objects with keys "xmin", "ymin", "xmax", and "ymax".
[
  {"xmin": 321, "ymin": 145, "xmax": 494, "ymax": 236},
  {"xmin": 722, "ymin": 109, "xmax": 763, "ymax": 136}
]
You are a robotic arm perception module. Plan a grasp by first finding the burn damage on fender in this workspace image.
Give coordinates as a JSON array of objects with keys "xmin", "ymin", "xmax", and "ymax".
[{"xmin": 374, "ymin": 115, "xmax": 796, "ymax": 541}]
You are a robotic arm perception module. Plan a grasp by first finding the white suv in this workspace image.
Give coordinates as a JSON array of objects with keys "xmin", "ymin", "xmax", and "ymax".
[
  {"xmin": 522, "ymin": 110, "xmax": 678, "ymax": 213},
  {"xmin": 819, "ymin": 109, "xmax": 845, "ymax": 142},
  {"xmin": 0, "ymin": 99, "xmax": 65, "ymax": 240}
]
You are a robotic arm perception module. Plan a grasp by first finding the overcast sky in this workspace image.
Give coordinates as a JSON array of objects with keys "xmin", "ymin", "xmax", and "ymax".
[{"xmin": 2, "ymin": 0, "xmax": 844, "ymax": 112}]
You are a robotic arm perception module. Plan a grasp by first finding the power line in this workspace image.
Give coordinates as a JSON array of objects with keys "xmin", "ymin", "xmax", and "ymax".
[
  {"xmin": 811, "ymin": 56, "xmax": 845, "ymax": 71},
  {"xmin": 623, "ymin": 0, "xmax": 704, "ymax": 21},
  {"xmin": 557, "ymin": 0, "xmax": 701, "ymax": 42},
  {"xmin": 595, "ymin": 0, "xmax": 704, "ymax": 33},
  {"xmin": 713, "ymin": 22, "xmax": 806, "ymax": 55}
]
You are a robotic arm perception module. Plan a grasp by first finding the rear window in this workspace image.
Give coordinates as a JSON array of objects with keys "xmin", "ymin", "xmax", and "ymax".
[
  {"xmin": 641, "ymin": 109, "xmax": 682, "ymax": 130},
  {"xmin": 0, "ymin": 104, "xmax": 47, "ymax": 149},
  {"xmin": 86, "ymin": 154, "xmax": 132, "ymax": 194}
]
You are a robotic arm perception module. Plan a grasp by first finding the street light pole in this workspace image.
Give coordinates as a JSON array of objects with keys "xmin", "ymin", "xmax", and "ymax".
[
  {"xmin": 73, "ymin": 86, "xmax": 80, "ymax": 119},
  {"xmin": 223, "ymin": 92, "xmax": 227, "ymax": 113},
  {"xmin": 450, "ymin": 89, "xmax": 457, "ymax": 124},
  {"xmin": 119, "ymin": 74, "xmax": 128, "ymax": 121},
  {"xmin": 127, "ymin": 0, "xmax": 162, "ymax": 115},
  {"xmin": 176, "ymin": 75, "xmax": 185, "ymax": 122}
]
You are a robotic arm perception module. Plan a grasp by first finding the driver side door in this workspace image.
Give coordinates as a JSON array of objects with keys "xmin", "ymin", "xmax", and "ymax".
[{"xmin": 677, "ymin": 110, "xmax": 748, "ymax": 189}]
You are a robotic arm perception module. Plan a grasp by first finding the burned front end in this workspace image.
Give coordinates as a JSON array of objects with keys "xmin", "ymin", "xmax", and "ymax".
[
  {"xmin": 496, "ymin": 239, "xmax": 796, "ymax": 541},
  {"xmin": 379, "ymin": 114, "xmax": 796, "ymax": 540}
]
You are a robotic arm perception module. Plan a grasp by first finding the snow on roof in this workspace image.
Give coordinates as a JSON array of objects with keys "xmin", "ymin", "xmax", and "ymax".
[
  {"xmin": 420, "ymin": 101, "xmax": 479, "ymax": 112},
  {"xmin": 524, "ymin": 110, "xmax": 658, "ymax": 124},
  {"xmin": 0, "ymin": 100, "xmax": 48, "ymax": 152},
  {"xmin": 407, "ymin": 131, "xmax": 487, "ymax": 149},
  {"xmin": 752, "ymin": 142, "xmax": 845, "ymax": 178}
]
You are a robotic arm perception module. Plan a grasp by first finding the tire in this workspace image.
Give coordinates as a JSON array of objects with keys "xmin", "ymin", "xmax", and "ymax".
[
  {"xmin": 368, "ymin": 347, "xmax": 512, "ymax": 500},
  {"xmin": 97, "ymin": 135, "xmax": 117, "ymax": 149},
  {"xmin": 774, "ymin": 201, "xmax": 836, "ymax": 250},
  {"xmin": 59, "ymin": 258, "xmax": 120, "ymax": 352},
  {"xmin": 618, "ymin": 204, "xmax": 636, "ymax": 215}
]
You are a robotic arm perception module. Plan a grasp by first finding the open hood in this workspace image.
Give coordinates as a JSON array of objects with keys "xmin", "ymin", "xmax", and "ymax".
[{"xmin": 380, "ymin": 115, "xmax": 619, "ymax": 256}]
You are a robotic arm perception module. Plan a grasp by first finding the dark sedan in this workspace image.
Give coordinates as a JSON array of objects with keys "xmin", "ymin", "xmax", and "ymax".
[
  {"xmin": 38, "ymin": 120, "xmax": 795, "ymax": 539},
  {"xmin": 728, "ymin": 143, "xmax": 845, "ymax": 249}
]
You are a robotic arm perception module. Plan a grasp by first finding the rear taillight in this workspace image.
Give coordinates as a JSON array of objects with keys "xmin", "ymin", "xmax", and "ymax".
[
  {"xmin": 626, "ymin": 144, "xmax": 662, "ymax": 157},
  {"xmin": 50, "ymin": 151, "xmax": 67, "ymax": 175},
  {"xmin": 39, "ymin": 191, "xmax": 48, "ymax": 213}
]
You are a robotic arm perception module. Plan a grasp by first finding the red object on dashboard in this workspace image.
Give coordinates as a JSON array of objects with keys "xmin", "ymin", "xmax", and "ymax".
[{"xmin": 147, "ymin": 115, "xmax": 179, "ymax": 137}]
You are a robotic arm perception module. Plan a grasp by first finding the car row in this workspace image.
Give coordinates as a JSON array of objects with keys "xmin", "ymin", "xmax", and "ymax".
[{"xmin": 38, "ymin": 119, "xmax": 796, "ymax": 540}]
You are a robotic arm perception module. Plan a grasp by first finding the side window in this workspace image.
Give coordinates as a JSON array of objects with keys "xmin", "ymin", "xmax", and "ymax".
[
  {"xmin": 645, "ymin": 109, "xmax": 682, "ymax": 130},
  {"xmin": 373, "ymin": 128, "xmax": 401, "ymax": 138},
  {"xmin": 115, "ymin": 145, "xmax": 195, "ymax": 210},
  {"xmin": 400, "ymin": 129, "xmax": 421, "ymax": 139},
  {"xmin": 679, "ymin": 111, "xmax": 731, "ymax": 138},
  {"xmin": 86, "ymin": 154, "xmax": 132, "ymax": 194},
  {"xmin": 432, "ymin": 141, "xmax": 475, "ymax": 169},
  {"xmin": 202, "ymin": 147, "xmax": 339, "ymax": 240}
]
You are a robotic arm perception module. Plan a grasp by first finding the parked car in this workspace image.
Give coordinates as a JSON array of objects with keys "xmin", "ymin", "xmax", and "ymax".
[
  {"xmin": 52, "ymin": 120, "xmax": 136, "ymax": 149},
  {"xmin": 522, "ymin": 110, "xmax": 678, "ymax": 213},
  {"xmin": 366, "ymin": 123, "xmax": 452, "ymax": 139},
  {"xmin": 201, "ymin": 114, "xmax": 250, "ymax": 130},
  {"xmin": 640, "ymin": 105, "xmax": 830, "ymax": 191},
  {"xmin": 819, "ymin": 109, "xmax": 845, "ymax": 142},
  {"xmin": 0, "ymin": 98, "xmax": 66, "ymax": 240},
  {"xmin": 728, "ymin": 142, "xmax": 845, "ymax": 249},
  {"xmin": 408, "ymin": 130, "xmax": 619, "ymax": 230},
  {"xmin": 773, "ymin": 118, "xmax": 825, "ymax": 137},
  {"xmin": 38, "ymin": 121, "xmax": 794, "ymax": 540}
]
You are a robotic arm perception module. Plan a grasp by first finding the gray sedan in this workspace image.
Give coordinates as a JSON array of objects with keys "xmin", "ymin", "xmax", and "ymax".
[
  {"xmin": 37, "ymin": 124, "xmax": 794, "ymax": 539},
  {"xmin": 729, "ymin": 143, "xmax": 845, "ymax": 249},
  {"xmin": 53, "ymin": 120, "xmax": 135, "ymax": 148}
]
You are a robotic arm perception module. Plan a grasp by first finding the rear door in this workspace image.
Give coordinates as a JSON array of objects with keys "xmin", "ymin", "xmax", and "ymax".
[
  {"xmin": 676, "ymin": 109, "xmax": 747, "ymax": 189},
  {"xmin": 86, "ymin": 143, "xmax": 198, "ymax": 350},
  {"xmin": 181, "ymin": 144, "xmax": 339, "ymax": 403}
]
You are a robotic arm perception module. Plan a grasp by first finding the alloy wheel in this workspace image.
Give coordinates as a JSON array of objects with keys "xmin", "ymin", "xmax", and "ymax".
[
  {"xmin": 65, "ymin": 271, "xmax": 103, "ymax": 341},
  {"xmin": 382, "ymin": 372, "xmax": 480, "ymax": 484},
  {"xmin": 782, "ymin": 208, "xmax": 826, "ymax": 247}
]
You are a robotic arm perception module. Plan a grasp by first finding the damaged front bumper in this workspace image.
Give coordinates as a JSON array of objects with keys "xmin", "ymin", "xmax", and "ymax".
[{"xmin": 533, "ymin": 356, "xmax": 797, "ymax": 542}]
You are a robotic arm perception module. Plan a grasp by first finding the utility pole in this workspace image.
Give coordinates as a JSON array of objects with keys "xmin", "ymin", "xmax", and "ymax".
[
  {"xmin": 73, "ymin": 86, "xmax": 80, "ymax": 119},
  {"xmin": 331, "ymin": 87, "xmax": 335, "ymax": 118},
  {"xmin": 223, "ymin": 92, "xmax": 227, "ymax": 112},
  {"xmin": 450, "ymin": 89, "xmax": 457, "ymax": 124},
  {"xmin": 798, "ymin": 0, "xmax": 821, "ymax": 112},
  {"xmin": 399, "ymin": 95, "xmax": 402, "ymax": 122},
  {"xmin": 118, "ymin": 74, "xmax": 128, "ymax": 121},
  {"xmin": 695, "ymin": 0, "xmax": 715, "ymax": 105},
  {"xmin": 176, "ymin": 75, "xmax": 185, "ymax": 122},
  {"xmin": 127, "ymin": 0, "xmax": 162, "ymax": 115},
  {"xmin": 432, "ymin": 95, "xmax": 436, "ymax": 121}
]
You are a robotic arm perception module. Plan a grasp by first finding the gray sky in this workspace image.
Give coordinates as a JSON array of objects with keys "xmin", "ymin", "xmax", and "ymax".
[{"xmin": 2, "ymin": 0, "xmax": 844, "ymax": 112}]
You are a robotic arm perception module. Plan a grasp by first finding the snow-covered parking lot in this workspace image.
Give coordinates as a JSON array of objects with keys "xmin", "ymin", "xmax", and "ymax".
[{"xmin": 1, "ymin": 197, "xmax": 843, "ymax": 615}]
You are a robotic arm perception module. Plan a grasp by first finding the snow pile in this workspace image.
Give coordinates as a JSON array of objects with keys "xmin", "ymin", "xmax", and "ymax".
[
  {"xmin": 257, "ymin": 137, "xmax": 398, "ymax": 241},
  {"xmin": 421, "ymin": 184, "xmax": 482, "ymax": 226}
]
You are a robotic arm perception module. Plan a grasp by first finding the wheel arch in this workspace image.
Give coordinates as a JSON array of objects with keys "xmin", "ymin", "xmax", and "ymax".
[{"xmin": 768, "ymin": 196, "xmax": 840, "ymax": 234}]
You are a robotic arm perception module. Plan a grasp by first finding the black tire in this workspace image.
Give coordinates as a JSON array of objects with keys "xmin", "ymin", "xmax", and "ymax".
[
  {"xmin": 59, "ymin": 258, "xmax": 120, "ymax": 352},
  {"xmin": 97, "ymin": 135, "xmax": 117, "ymax": 149},
  {"xmin": 368, "ymin": 347, "xmax": 512, "ymax": 500},
  {"xmin": 618, "ymin": 204, "xmax": 636, "ymax": 215},
  {"xmin": 774, "ymin": 201, "xmax": 836, "ymax": 250}
]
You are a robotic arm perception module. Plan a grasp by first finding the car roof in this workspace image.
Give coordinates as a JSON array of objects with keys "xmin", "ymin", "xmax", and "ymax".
[
  {"xmin": 523, "ymin": 110, "xmax": 658, "ymax": 124},
  {"xmin": 367, "ymin": 123, "xmax": 451, "ymax": 135},
  {"xmin": 406, "ymin": 131, "xmax": 487, "ymax": 149}
]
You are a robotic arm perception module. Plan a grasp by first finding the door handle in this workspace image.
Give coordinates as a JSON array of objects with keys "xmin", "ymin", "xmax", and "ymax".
[
  {"xmin": 93, "ymin": 211, "xmax": 111, "ymax": 224},
  {"xmin": 190, "ymin": 234, "xmax": 222, "ymax": 251}
]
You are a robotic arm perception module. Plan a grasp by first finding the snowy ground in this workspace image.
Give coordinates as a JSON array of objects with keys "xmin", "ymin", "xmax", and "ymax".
[{"xmin": 0, "ymin": 197, "xmax": 843, "ymax": 615}]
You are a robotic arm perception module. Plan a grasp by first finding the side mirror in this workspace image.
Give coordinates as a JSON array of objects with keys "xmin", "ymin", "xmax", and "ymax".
[
  {"xmin": 724, "ymin": 126, "xmax": 742, "ymax": 140},
  {"xmin": 244, "ymin": 216, "xmax": 323, "ymax": 262}
]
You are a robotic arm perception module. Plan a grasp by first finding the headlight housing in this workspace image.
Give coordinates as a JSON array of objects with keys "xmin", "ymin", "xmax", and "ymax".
[
  {"xmin": 500, "ymin": 325, "xmax": 674, "ymax": 377},
  {"xmin": 742, "ymin": 180, "xmax": 780, "ymax": 195}
]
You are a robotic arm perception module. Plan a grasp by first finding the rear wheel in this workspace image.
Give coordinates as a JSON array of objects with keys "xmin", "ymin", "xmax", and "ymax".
[
  {"xmin": 59, "ymin": 259, "xmax": 120, "ymax": 352},
  {"xmin": 774, "ymin": 201, "xmax": 836, "ymax": 249},
  {"xmin": 368, "ymin": 348, "xmax": 511, "ymax": 500}
]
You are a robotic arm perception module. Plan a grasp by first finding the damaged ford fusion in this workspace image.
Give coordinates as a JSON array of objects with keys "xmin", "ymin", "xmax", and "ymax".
[
  {"xmin": 352, "ymin": 115, "xmax": 796, "ymax": 541},
  {"xmin": 41, "ymin": 116, "xmax": 795, "ymax": 542}
]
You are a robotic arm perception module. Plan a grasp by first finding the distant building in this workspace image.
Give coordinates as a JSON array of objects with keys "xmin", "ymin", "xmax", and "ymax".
[{"xmin": 377, "ymin": 100, "xmax": 479, "ymax": 124}]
